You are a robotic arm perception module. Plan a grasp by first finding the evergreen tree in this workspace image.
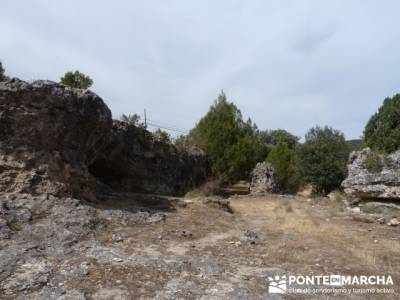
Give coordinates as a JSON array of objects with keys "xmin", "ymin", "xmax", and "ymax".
[
  {"xmin": 298, "ymin": 126, "xmax": 348, "ymax": 195},
  {"xmin": 187, "ymin": 92, "xmax": 263, "ymax": 182},
  {"xmin": 60, "ymin": 70, "xmax": 93, "ymax": 89},
  {"xmin": 364, "ymin": 94, "xmax": 400, "ymax": 153},
  {"xmin": 267, "ymin": 140, "xmax": 301, "ymax": 194},
  {"xmin": 0, "ymin": 61, "xmax": 5, "ymax": 81}
]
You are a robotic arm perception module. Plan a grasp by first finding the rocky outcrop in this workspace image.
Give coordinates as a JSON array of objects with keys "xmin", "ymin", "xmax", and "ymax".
[
  {"xmin": 342, "ymin": 148, "xmax": 400, "ymax": 200},
  {"xmin": 249, "ymin": 162, "xmax": 277, "ymax": 195},
  {"xmin": 89, "ymin": 121, "xmax": 207, "ymax": 196},
  {"xmin": 0, "ymin": 79, "xmax": 112, "ymax": 200},
  {"xmin": 0, "ymin": 192, "xmax": 168, "ymax": 298},
  {"xmin": 0, "ymin": 78, "xmax": 206, "ymax": 199}
]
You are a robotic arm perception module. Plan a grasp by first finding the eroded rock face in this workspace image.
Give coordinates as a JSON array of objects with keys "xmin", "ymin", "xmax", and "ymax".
[
  {"xmin": 0, "ymin": 79, "xmax": 206, "ymax": 199},
  {"xmin": 89, "ymin": 121, "xmax": 207, "ymax": 196},
  {"xmin": 0, "ymin": 79, "xmax": 112, "ymax": 199},
  {"xmin": 342, "ymin": 148, "xmax": 400, "ymax": 200},
  {"xmin": 249, "ymin": 162, "xmax": 278, "ymax": 195}
]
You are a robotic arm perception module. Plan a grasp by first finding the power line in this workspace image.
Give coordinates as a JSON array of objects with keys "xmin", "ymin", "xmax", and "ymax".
[
  {"xmin": 143, "ymin": 110, "xmax": 189, "ymax": 135},
  {"xmin": 147, "ymin": 119, "xmax": 189, "ymax": 133},
  {"xmin": 147, "ymin": 122, "xmax": 188, "ymax": 135}
]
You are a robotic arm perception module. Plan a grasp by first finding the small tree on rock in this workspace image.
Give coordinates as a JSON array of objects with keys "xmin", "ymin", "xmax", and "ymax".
[
  {"xmin": 120, "ymin": 114, "xmax": 141, "ymax": 126},
  {"xmin": 60, "ymin": 70, "xmax": 93, "ymax": 89},
  {"xmin": 154, "ymin": 128, "xmax": 171, "ymax": 144}
]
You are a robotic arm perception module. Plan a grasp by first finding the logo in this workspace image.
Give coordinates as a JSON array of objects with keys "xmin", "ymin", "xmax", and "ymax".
[
  {"xmin": 329, "ymin": 275, "xmax": 342, "ymax": 286},
  {"xmin": 267, "ymin": 274, "xmax": 394, "ymax": 295},
  {"xmin": 268, "ymin": 275, "xmax": 287, "ymax": 294}
]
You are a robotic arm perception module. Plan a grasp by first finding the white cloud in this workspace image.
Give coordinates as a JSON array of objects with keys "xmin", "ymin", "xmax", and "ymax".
[{"xmin": 1, "ymin": 0, "xmax": 400, "ymax": 139}]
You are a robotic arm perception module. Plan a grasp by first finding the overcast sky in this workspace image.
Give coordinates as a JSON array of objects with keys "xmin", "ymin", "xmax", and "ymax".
[{"xmin": 1, "ymin": 1, "xmax": 399, "ymax": 139}]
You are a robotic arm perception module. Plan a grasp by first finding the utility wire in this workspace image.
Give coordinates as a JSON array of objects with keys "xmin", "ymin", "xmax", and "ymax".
[
  {"xmin": 147, "ymin": 119, "xmax": 189, "ymax": 133},
  {"xmin": 147, "ymin": 122, "xmax": 188, "ymax": 135}
]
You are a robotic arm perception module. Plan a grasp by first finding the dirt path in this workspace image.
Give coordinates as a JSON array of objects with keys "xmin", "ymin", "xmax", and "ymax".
[{"xmin": 73, "ymin": 194, "xmax": 400, "ymax": 299}]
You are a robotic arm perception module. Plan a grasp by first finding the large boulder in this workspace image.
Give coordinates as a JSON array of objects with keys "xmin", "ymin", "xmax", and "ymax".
[
  {"xmin": 0, "ymin": 79, "xmax": 112, "ymax": 199},
  {"xmin": 342, "ymin": 148, "xmax": 400, "ymax": 200},
  {"xmin": 89, "ymin": 121, "xmax": 207, "ymax": 196},
  {"xmin": 0, "ymin": 78, "xmax": 206, "ymax": 199},
  {"xmin": 249, "ymin": 162, "xmax": 278, "ymax": 195}
]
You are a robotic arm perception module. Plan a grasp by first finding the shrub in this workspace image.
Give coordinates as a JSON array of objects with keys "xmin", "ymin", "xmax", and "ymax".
[
  {"xmin": 364, "ymin": 94, "xmax": 400, "ymax": 153},
  {"xmin": 298, "ymin": 126, "xmax": 349, "ymax": 195},
  {"xmin": 60, "ymin": 70, "xmax": 93, "ymax": 89},
  {"xmin": 120, "ymin": 113, "xmax": 141, "ymax": 126},
  {"xmin": 153, "ymin": 128, "xmax": 171, "ymax": 144},
  {"xmin": 363, "ymin": 151, "xmax": 386, "ymax": 173},
  {"xmin": 259, "ymin": 129, "xmax": 300, "ymax": 151},
  {"xmin": 174, "ymin": 135, "xmax": 191, "ymax": 152},
  {"xmin": 0, "ymin": 61, "xmax": 5, "ymax": 81},
  {"xmin": 267, "ymin": 140, "xmax": 301, "ymax": 194}
]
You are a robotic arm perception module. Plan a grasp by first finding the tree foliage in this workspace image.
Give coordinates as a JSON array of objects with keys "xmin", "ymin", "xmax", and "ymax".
[
  {"xmin": 267, "ymin": 141, "xmax": 301, "ymax": 194},
  {"xmin": 174, "ymin": 135, "xmax": 191, "ymax": 152},
  {"xmin": 120, "ymin": 114, "xmax": 141, "ymax": 126},
  {"xmin": 0, "ymin": 61, "xmax": 5, "ymax": 81},
  {"xmin": 153, "ymin": 128, "xmax": 172, "ymax": 144},
  {"xmin": 364, "ymin": 94, "xmax": 400, "ymax": 153},
  {"xmin": 187, "ymin": 92, "xmax": 263, "ymax": 182},
  {"xmin": 298, "ymin": 126, "xmax": 348, "ymax": 195},
  {"xmin": 60, "ymin": 70, "xmax": 93, "ymax": 89},
  {"xmin": 259, "ymin": 129, "xmax": 300, "ymax": 151}
]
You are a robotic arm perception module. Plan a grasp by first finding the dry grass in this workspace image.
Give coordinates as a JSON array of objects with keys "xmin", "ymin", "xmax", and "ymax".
[
  {"xmin": 229, "ymin": 196, "xmax": 400, "ymax": 276},
  {"xmin": 91, "ymin": 193, "xmax": 400, "ymax": 299}
]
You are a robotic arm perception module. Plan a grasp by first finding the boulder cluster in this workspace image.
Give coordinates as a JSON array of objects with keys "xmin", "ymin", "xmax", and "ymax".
[
  {"xmin": 342, "ymin": 148, "xmax": 400, "ymax": 200},
  {"xmin": 0, "ymin": 78, "xmax": 206, "ymax": 199}
]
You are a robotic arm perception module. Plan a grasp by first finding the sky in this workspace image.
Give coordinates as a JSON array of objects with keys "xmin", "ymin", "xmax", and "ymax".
[{"xmin": 1, "ymin": 1, "xmax": 400, "ymax": 139}]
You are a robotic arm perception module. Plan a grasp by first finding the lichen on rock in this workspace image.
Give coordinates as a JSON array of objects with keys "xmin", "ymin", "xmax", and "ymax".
[
  {"xmin": 249, "ymin": 162, "xmax": 278, "ymax": 195},
  {"xmin": 342, "ymin": 147, "xmax": 400, "ymax": 200}
]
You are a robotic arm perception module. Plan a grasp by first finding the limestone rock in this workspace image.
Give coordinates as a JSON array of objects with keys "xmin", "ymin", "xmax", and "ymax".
[
  {"xmin": 388, "ymin": 218, "xmax": 400, "ymax": 226},
  {"xmin": 90, "ymin": 121, "xmax": 207, "ymax": 196},
  {"xmin": 249, "ymin": 162, "xmax": 278, "ymax": 195},
  {"xmin": 342, "ymin": 148, "xmax": 400, "ymax": 200},
  {"xmin": 0, "ymin": 79, "xmax": 112, "ymax": 199},
  {"xmin": 0, "ymin": 78, "xmax": 206, "ymax": 199}
]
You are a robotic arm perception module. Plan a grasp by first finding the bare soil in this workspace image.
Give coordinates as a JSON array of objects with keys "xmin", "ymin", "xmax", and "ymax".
[{"xmin": 71, "ymin": 193, "xmax": 400, "ymax": 299}]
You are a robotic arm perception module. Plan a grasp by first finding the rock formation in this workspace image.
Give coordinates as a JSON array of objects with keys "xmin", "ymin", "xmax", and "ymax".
[
  {"xmin": 89, "ymin": 121, "xmax": 207, "ymax": 196},
  {"xmin": 0, "ymin": 79, "xmax": 112, "ymax": 200},
  {"xmin": 0, "ymin": 78, "xmax": 206, "ymax": 199},
  {"xmin": 342, "ymin": 148, "xmax": 400, "ymax": 200},
  {"xmin": 249, "ymin": 162, "xmax": 278, "ymax": 195}
]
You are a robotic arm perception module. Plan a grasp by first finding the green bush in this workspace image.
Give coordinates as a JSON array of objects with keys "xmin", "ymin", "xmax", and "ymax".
[
  {"xmin": 0, "ymin": 61, "xmax": 6, "ymax": 81},
  {"xmin": 60, "ymin": 70, "xmax": 93, "ymax": 89},
  {"xmin": 364, "ymin": 94, "xmax": 400, "ymax": 153},
  {"xmin": 363, "ymin": 151, "xmax": 386, "ymax": 173},
  {"xmin": 267, "ymin": 140, "xmax": 301, "ymax": 194},
  {"xmin": 153, "ymin": 128, "xmax": 172, "ymax": 144},
  {"xmin": 187, "ymin": 91, "xmax": 264, "ymax": 182},
  {"xmin": 174, "ymin": 135, "xmax": 191, "ymax": 152},
  {"xmin": 259, "ymin": 129, "xmax": 300, "ymax": 152},
  {"xmin": 298, "ymin": 126, "xmax": 349, "ymax": 195}
]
